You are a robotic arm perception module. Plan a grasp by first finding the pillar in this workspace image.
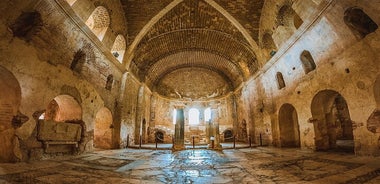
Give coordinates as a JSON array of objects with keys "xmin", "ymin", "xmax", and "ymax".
[
  {"xmin": 172, "ymin": 108, "xmax": 185, "ymax": 151},
  {"xmin": 208, "ymin": 107, "xmax": 222, "ymax": 150}
]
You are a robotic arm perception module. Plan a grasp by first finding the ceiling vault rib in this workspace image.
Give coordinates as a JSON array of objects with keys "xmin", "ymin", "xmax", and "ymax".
[
  {"xmin": 204, "ymin": 0, "xmax": 259, "ymax": 53},
  {"xmin": 124, "ymin": 0, "xmax": 184, "ymax": 70}
]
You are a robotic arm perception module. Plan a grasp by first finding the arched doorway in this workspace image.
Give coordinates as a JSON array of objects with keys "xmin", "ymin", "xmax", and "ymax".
[
  {"xmin": 311, "ymin": 90, "xmax": 354, "ymax": 152},
  {"xmin": 94, "ymin": 107, "xmax": 113, "ymax": 149},
  {"xmin": 278, "ymin": 103, "xmax": 300, "ymax": 147},
  {"xmin": 223, "ymin": 129, "xmax": 234, "ymax": 142},
  {"xmin": 155, "ymin": 130, "xmax": 164, "ymax": 143},
  {"xmin": 0, "ymin": 66, "xmax": 22, "ymax": 162}
]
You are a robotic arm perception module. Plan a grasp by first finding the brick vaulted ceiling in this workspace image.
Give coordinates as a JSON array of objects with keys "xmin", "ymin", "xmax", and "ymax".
[{"xmin": 121, "ymin": 0, "xmax": 264, "ymax": 100}]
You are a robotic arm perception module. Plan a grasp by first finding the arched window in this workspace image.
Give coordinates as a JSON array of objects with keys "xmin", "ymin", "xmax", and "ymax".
[
  {"xmin": 300, "ymin": 50, "xmax": 316, "ymax": 74},
  {"xmin": 65, "ymin": 0, "xmax": 77, "ymax": 6},
  {"xmin": 172, "ymin": 109, "xmax": 177, "ymax": 124},
  {"xmin": 111, "ymin": 35, "xmax": 126, "ymax": 63},
  {"xmin": 85, "ymin": 6, "xmax": 110, "ymax": 41},
  {"xmin": 344, "ymin": 7, "xmax": 378, "ymax": 39},
  {"xmin": 277, "ymin": 5, "xmax": 303, "ymax": 29},
  {"xmin": 276, "ymin": 72, "xmax": 286, "ymax": 89},
  {"xmin": 105, "ymin": 74, "xmax": 113, "ymax": 91},
  {"xmin": 204, "ymin": 108, "xmax": 211, "ymax": 122},
  {"xmin": 262, "ymin": 32, "xmax": 277, "ymax": 50},
  {"xmin": 189, "ymin": 108, "xmax": 200, "ymax": 125}
]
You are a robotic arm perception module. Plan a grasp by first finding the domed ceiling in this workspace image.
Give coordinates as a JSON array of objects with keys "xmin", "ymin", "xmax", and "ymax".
[{"xmin": 121, "ymin": 0, "xmax": 265, "ymax": 100}]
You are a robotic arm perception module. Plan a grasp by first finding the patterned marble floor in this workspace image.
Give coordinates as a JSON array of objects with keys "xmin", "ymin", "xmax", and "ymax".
[{"xmin": 1, "ymin": 147, "xmax": 380, "ymax": 183}]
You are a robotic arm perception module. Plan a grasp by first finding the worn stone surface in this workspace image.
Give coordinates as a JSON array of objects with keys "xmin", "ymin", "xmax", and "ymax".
[
  {"xmin": 1, "ymin": 148, "xmax": 380, "ymax": 183},
  {"xmin": 0, "ymin": 0, "xmax": 380, "ymax": 164}
]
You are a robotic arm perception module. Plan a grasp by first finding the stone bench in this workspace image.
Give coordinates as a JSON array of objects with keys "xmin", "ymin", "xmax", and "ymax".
[{"xmin": 37, "ymin": 120, "xmax": 82, "ymax": 153}]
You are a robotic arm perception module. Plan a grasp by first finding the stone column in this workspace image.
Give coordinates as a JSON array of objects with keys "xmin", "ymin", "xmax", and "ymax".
[
  {"xmin": 208, "ymin": 107, "xmax": 222, "ymax": 150},
  {"xmin": 172, "ymin": 108, "xmax": 185, "ymax": 151}
]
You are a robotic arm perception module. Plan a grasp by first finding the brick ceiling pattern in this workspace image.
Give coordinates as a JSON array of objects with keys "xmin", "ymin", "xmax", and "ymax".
[
  {"xmin": 120, "ymin": 0, "xmax": 173, "ymax": 44},
  {"xmin": 214, "ymin": 0, "xmax": 264, "ymax": 42},
  {"xmin": 146, "ymin": 51, "xmax": 244, "ymax": 89},
  {"xmin": 121, "ymin": 0, "xmax": 264, "ymax": 99}
]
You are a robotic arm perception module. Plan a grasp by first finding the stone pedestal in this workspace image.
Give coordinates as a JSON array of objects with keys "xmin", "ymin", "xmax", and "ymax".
[{"xmin": 172, "ymin": 108, "xmax": 185, "ymax": 151}]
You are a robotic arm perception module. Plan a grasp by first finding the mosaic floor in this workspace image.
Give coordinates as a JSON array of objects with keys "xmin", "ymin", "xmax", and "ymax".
[{"xmin": 1, "ymin": 147, "xmax": 380, "ymax": 183}]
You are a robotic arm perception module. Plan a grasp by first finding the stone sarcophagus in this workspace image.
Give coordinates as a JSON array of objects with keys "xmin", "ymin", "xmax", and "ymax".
[{"xmin": 37, "ymin": 120, "xmax": 82, "ymax": 153}]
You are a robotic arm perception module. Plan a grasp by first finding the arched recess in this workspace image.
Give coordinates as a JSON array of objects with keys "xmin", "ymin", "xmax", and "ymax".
[
  {"xmin": 222, "ymin": 129, "xmax": 234, "ymax": 142},
  {"xmin": 262, "ymin": 32, "xmax": 277, "ymax": 58},
  {"xmin": 105, "ymin": 74, "xmax": 113, "ymax": 91},
  {"xmin": 276, "ymin": 5, "xmax": 303, "ymax": 29},
  {"xmin": 278, "ymin": 103, "xmax": 300, "ymax": 147},
  {"xmin": 111, "ymin": 35, "xmax": 126, "ymax": 63},
  {"xmin": 344, "ymin": 7, "xmax": 378, "ymax": 39},
  {"xmin": 273, "ymin": 4, "xmax": 303, "ymax": 48},
  {"xmin": 276, "ymin": 72, "xmax": 286, "ymax": 89},
  {"xmin": 155, "ymin": 130, "xmax": 165, "ymax": 143},
  {"xmin": 94, "ymin": 107, "xmax": 113, "ymax": 149},
  {"xmin": 300, "ymin": 50, "xmax": 316, "ymax": 74},
  {"xmin": 85, "ymin": 6, "xmax": 110, "ymax": 41},
  {"xmin": 367, "ymin": 75, "xmax": 380, "ymax": 133},
  {"xmin": 45, "ymin": 95, "xmax": 82, "ymax": 122},
  {"xmin": 311, "ymin": 90, "xmax": 354, "ymax": 152},
  {"xmin": 0, "ymin": 66, "xmax": 22, "ymax": 163}
]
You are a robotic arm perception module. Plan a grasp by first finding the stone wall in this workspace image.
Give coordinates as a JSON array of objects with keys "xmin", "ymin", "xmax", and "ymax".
[
  {"xmin": 0, "ymin": 0, "xmax": 129, "ymax": 161},
  {"xmin": 239, "ymin": 0, "xmax": 380, "ymax": 155}
]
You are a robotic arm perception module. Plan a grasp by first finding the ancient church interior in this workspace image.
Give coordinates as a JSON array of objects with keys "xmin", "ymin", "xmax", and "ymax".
[{"xmin": 1, "ymin": 0, "xmax": 380, "ymax": 183}]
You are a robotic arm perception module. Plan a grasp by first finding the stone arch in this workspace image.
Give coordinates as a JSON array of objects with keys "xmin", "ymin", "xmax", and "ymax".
[
  {"xmin": 278, "ymin": 103, "xmax": 300, "ymax": 147},
  {"xmin": 10, "ymin": 11, "xmax": 43, "ymax": 41},
  {"xmin": 222, "ymin": 129, "xmax": 234, "ymax": 142},
  {"xmin": 276, "ymin": 4, "xmax": 303, "ymax": 29},
  {"xmin": 344, "ymin": 7, "xmax": 378, "ymax": 39},
  {"xmin": 155, "ymin": 129, "xmax": 165, "ymax": 143},
  {"xmin": 300, "ymin": 50, "xmax": 316, "ymax": 74},
  {"xmin": 311, "ymin": 90, "xmax": 354, "ymax": 152},
  {"xmin": 111, "ymin": 35, "xmax": 126, "ymax": 63},
  {"xmin": 45, "ymin": 95, "xmax": 82, "ymax": 122},
  {"xmin": 273, "ymin": 4, "xmax": 303, "ymax": 48},
  {"xmin": 0, "ymin": 66, "xmax": 22, "ymax": 162},
  {"xmin": 85, "ymin": 6, "xmax": 110, "ymax": 41},
  {"xmin": 105, "ymin": 74, "xmax": 113, "ymax": 91},
  {"xmin": 94, "ymin": 107, "xmax": 113, "ymax": 149},
  {"xmin": 276, "ymin": 72, "xmax": 286, "ymax": 89}
]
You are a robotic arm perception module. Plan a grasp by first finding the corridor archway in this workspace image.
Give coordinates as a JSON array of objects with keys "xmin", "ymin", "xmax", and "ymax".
[
  {"xmin": 45, "ymin": 95, "xmax": 82, "ymax": 122},
  {"xmin": 278, "ymin": 103, "xmax": 300, "ymax": 147},
  {"xmin": 311, "ymin": 90, "xmax": 354, "ymax": 152},
  {"xmin": 94, "ymin": 107, "xmax": 113, "ymax": 149},
  {"xmin": 0, "ymin": 66, "xmax": 22, "ymax": 162}
]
